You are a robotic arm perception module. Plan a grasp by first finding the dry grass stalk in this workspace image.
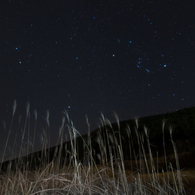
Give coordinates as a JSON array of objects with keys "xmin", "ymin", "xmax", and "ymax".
[{"xmin": 0, "ymin": 101, "xmax": 194, "ymax": 194}]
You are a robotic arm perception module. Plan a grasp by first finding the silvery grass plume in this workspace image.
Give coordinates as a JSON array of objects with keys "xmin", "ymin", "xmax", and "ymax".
[{"xmin": 0, "ymin": 101, "xmax": 190, "ymax": 194}]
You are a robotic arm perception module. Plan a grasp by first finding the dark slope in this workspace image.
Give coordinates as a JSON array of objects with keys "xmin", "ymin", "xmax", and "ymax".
[{"xmin": 1, "ymin": 107, "xmax": 195, "ymax": 172}]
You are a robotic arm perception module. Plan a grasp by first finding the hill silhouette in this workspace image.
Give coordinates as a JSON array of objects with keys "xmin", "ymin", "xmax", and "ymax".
[{"xmin": 1, "ymin": 106, "xmax": 195, "ymax": 173}]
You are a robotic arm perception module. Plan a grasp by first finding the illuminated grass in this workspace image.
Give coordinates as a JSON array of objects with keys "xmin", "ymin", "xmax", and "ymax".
[{"xmin": 0, "ymin": 101, "xmax": 194, "ymax": 194}]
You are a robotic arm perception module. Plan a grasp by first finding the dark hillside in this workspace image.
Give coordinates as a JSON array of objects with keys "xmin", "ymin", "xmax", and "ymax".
[{"xmin": 1, "ymin": 107, "xmax": 195, "ymax": 173}]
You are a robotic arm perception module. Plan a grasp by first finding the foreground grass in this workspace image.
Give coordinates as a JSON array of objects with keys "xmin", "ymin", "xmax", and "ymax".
[{"xmin": 0, "ymin": 101, "xmax": 194, "ymax": 194}]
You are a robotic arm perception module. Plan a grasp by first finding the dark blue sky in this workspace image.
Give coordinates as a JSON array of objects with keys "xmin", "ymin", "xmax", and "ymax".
[{"xmin": 0, "ymin": 0, "xmax": 194, "ymax": 157}]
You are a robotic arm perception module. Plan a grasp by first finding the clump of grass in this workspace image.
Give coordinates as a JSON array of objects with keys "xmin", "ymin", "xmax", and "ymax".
[{"xmin": 0, "ymin": 101, "xmax": 193, "ymax": 194}]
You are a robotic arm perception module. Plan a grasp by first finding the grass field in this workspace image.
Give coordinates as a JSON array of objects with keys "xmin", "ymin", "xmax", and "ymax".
[{"xmin": 0, "ymin": 101, "xmax": 195, "ymax": 194}]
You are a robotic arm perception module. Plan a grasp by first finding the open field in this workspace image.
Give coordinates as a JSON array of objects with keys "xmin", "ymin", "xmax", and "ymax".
[{"xmin": 0, "ymin": 102, "xmax": 195, "ymax": 194}]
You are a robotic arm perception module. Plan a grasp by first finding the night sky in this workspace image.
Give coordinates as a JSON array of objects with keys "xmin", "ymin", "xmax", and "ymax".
[{"xmin": 0, "ymin": 0, "xmax": 195, "ymax": 158}]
